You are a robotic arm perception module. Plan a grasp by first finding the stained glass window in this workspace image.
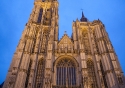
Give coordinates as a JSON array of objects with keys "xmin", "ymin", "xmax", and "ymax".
[{"xmin": 56, "ymin": 58, "xmax": 76, "ymax": 87}]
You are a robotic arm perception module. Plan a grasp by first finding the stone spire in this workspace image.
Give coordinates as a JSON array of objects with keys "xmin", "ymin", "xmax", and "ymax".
[{"xmin": 80, "ymin": 11, "xmax": 87, "ymax": 22}]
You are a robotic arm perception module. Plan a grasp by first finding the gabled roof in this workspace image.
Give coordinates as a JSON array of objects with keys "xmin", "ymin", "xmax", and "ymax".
[{"xmin": 58, "ymin": 34, "xmax": 73, "ymax": 45}]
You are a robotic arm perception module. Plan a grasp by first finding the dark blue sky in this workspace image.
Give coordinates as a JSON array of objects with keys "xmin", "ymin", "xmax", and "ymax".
[{"xmin": 0, "ymin": 0, "xmax": 125, "ymax": 84}]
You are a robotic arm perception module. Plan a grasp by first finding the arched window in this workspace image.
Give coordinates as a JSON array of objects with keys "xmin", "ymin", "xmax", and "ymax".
[
  {"xmin": 35, "ymin": 59, "xmax": 45, "ymax": 88},
  {"xmin": 100, "ymin": 60, "xmax": 108, "ymax": 88},
  {"xmin": 37, "ymin": 8, "xmax": 43, "ymax": 23},
  {"xmin": 56, "ymin": 58, "xmax": 76, "ymax": 87},
  {"xmin": 87, "ymin": 59, "xmax": 97, "ymax": 88},
  {"xmin": 117, "ymin": 75, "xmax": 123, "ymax": 84},
  {"xmin": 25, "ymin": 59, "xmax": 32, "ymax": 88}
]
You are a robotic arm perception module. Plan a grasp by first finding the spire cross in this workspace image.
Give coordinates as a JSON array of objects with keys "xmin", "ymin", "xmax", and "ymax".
[
  {"xmin": 64, "ymin": 31, "xmax": 67, "ymax": 34},
  {"xmin": 81, "ymin": 9, "xmax": 83, "ymax": 11},
  {"xmin": 81, "ymin": 9, "xmax": 84, "ymax": 17}
]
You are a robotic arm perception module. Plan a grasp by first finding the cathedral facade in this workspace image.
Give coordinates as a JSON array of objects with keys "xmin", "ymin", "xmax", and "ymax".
[{"xmin": 3, "ymin": 0, "xmax": 125, "ymax": 88}]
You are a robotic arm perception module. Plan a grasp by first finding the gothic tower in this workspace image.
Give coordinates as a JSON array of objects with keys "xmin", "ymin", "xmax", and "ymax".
[{"xmin": 3, "ymin": 0, "xmax": 125, "ymax": 88}]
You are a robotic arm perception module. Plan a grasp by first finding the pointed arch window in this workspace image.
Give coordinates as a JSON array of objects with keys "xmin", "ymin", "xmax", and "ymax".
[
  {"xmin": 25, "ymin": 59, "xmax": 32, "ymax": 88},
  {"xmin": 100, "ymin": 60, "xmax": 108, "ymax": 88},
  {"xmin": 35, "ymin": 59, "xmax": 45, "ymax": 88},
  {"xmin": 117, "ymin": 75, "xmax": 123, "ymax": 85},
  {"xmin": 37, "ymin": 8, "xmax": 43, "ymax": 23},
  {"xmin": 56, "ymin": 58, "xmax": 76, "ymax": 87},
  {"xmin": 87, "ymin": 59, "xmax": 97, "ymax": 88}
]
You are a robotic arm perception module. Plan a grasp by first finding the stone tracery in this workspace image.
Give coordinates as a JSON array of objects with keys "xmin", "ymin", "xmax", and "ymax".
[
  {"xmin": 87, "ymin": 59, "xmax": 97, "ymax": 88},
  {"xmin": 2, "ymin": 0, "xmax": 125, "ymax": 88},
  {"xmin": 56, "ymin": 58, "xmax": 77, "ymax": 87},
  {"xmin": 35, "ymin": 59, "xmax": 45, "ymax": 88}
]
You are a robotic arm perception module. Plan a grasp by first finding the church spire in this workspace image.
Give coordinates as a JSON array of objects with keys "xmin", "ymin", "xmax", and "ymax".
[
  {"xmin": 82, "ymin": 11, "xmax": 84, "ymax": 17},
  {"xmin": 80, "ymin": 11, "xmax": 87, "ymax": 22}
]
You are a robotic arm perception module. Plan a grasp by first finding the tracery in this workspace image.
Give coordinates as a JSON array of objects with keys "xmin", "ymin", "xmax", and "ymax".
[
  {"xmin": 35, "ymin": 59, "xmax": 45, "ymax": 88},
  {"xmin": 56, "ymin": 58, "xmax": 77, "ymax": 87},
  {"xmin": 87, "ymin": 59, "xmax": 97, "ymax": 88},
  {"xmin": 25, "ymin": 59, "xmax": 32, "ymax": 88}
]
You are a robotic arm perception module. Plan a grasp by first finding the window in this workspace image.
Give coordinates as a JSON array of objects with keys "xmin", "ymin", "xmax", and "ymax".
[
  {"xmin": 87, "ymin": 59, "xmax": 97, "ymax": 88},
  {"xmin": 117, "ymin": 75, "xmax": 123, "ymax": 85},
  {"xmin": 25, "ymin": 60, "xmax": 32, "ymax": 88},
  {"xmin": 37, "ymin": 8, "xmax": 43, "ymax": 23},
  {"xmin": 35, "ymin": 59, "xmax": 45, "ymax": 88},
  {"xmin": 100, "ymin": 60, "xmax": 108, "ymax": 88},
  {"xmin": 56, "ymin": 58, "xmax": 76, "ymax": 87},
  {"xmin": 42, "ymin": 0, "xmax": 45, "ymax": 2}
]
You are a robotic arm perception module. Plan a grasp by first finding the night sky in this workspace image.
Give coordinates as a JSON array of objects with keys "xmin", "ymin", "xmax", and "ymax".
[{"xmin": 0, "ymin": 0, "xmax": 125, "ymax": 84}]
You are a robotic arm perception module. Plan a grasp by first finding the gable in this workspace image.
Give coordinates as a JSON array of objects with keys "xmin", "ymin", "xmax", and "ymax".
[{"xmin": 58, "ymin": 34, "xmax": 73, "ymax": 46}]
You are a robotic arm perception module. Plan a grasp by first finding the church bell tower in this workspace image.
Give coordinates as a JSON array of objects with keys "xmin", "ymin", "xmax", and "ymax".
[
  {"xmin": 3, "ymin": 0, "xmax": 59, "ymax": 88},
  {"xmin": 3, "ymin": 0, "xmax": 125, "ymax": 88}
]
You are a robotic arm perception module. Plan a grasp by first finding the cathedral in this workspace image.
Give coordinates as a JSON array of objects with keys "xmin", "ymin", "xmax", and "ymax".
[{"xmin": 3, "ymin": 0, "xmax": 125, "ymax": 88}]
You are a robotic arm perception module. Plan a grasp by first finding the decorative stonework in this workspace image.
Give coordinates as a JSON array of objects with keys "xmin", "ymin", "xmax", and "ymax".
[{"xmin": 3, "ymin": 0, "xmax": 125, "ymax": 88}]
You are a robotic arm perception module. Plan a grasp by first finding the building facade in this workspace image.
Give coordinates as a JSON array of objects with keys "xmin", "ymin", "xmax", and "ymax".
[{"xmin": 3, "ymin": 0, "xmax": 125, "ymax": 88}]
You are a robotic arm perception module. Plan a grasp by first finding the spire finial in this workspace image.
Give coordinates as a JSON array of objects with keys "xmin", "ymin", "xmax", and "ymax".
[
  {"xmin": 81, "ymin": 9, "xmax": 84, "ymax": 17},
  {"xmin": 82, "ymin": 11, "xmax": 84, "ymax": 17},
  {"xmin": 64, "ymin": 31, "xmax": 67, "ymax": 35}
]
